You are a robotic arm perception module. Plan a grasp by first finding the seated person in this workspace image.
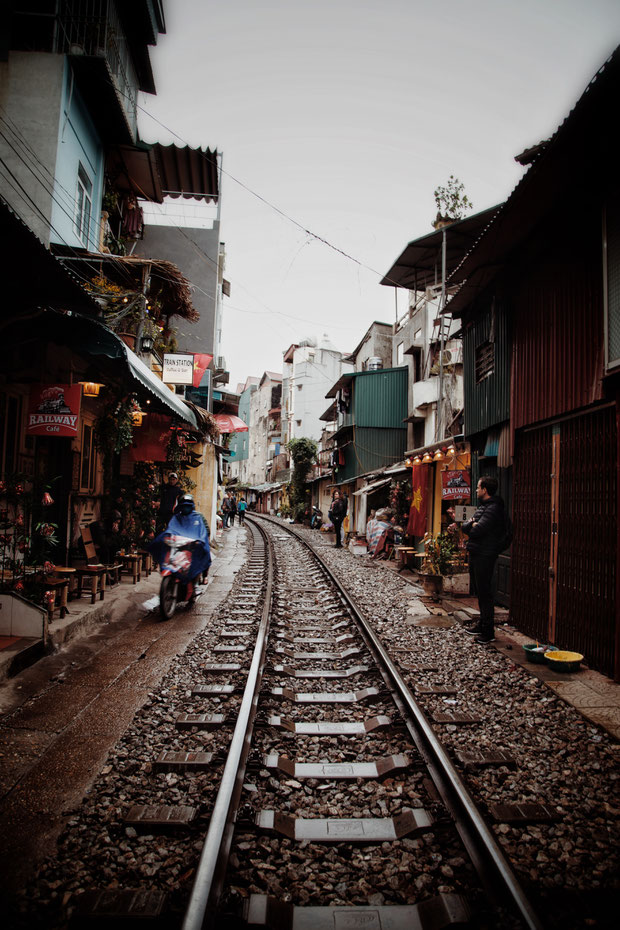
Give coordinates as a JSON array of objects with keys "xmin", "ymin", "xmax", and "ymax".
[
  {"xmin": 89, "ymin": 510, "xmax": 122, "ymax": 563},
  {"xmin": 367, "ymin": 508, "xmax": 394, "ymax": 558}
]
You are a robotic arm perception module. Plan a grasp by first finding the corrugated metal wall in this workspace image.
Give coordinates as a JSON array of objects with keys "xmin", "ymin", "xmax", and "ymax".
[
  {"xmin": 463, "ymin": 300, "xmax": 510, "ymax": 437},
  {"xmin": 511, "ymin": 427, "xmax": 552, "ymax": 643},
  {"xmin": 510, "ymin": 408, "xmax": 618, "ymax": 678},
  {"xmin": 338, "ymin": 427, "xmax": 407, "ymax": 482},
  {"xmin": 556, "ymin": 406, "xmax": 617, "ymax": 677},
  {"xmin": 512, "ymin": 252, "xmax": 604, "ymax": 430},
  {"xmin": 354, "ymin": 368, "xmax": 408, "ymax": 428}
]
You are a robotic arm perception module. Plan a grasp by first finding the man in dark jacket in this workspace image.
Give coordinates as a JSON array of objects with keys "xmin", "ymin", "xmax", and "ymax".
[
  {"xmin": 329, "ymin": 490, "xmax": 347, "ymax": 548},
  {"xmin": 159, "ymin": 472, "xmax": 183, "ymax": 531},
  {"xmin": 461, "ymin": 476, "xmax": 508, "ymax": 644}
]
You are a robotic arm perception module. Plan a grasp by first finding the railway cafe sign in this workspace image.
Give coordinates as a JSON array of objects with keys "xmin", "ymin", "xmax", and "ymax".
[
  {"xmin": 441, "ymin": 469, "xmax": 471, "ymax": 500},
  {"xmin": 27, "ymin": 384, "xmax": 81, "ymax": 437},
  {"xmin": 163, "ymin": 353, "xmax": 194, "ymax": 385}
]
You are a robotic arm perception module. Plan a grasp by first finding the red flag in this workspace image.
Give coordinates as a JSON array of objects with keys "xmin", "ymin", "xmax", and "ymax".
[
  {"xmin": 192, "ymin": 353, "xmax": 213, "ymax": 388},
  {"xmin": 407, "ymin": 465, "xmax": 429, "ymax": 536}
]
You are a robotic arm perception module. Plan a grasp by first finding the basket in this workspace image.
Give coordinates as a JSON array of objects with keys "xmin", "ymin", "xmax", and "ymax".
[
  {"xmin": 523, "ymin": 643, "xmax": 557, "ymax": 664},
  {"xmin": 544, "ymin": 650, "xmax": 584, "ymax": 672}
]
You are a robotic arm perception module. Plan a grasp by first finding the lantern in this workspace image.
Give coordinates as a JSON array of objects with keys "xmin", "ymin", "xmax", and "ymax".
[{"xmin": 80, "ymin": 382, "xmax": 104, "ymax": 397}]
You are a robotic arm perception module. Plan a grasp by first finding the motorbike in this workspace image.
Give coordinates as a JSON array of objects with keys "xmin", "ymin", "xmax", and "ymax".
[
  {"xmin": 157, "ymin": 533, "xmax": 207, "ymax": 621},
  {"xmin": 310, "ymin": 506, "xmax": 323, "ymax": 529}
]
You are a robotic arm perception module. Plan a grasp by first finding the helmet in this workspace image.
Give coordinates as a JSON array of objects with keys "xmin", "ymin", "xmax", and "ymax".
[{"xmin": 177, "ymin": 494, "xmax": 194, "ymax": 515}]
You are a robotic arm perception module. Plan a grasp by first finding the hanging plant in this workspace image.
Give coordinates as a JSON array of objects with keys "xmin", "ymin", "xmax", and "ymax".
[{"xmin": 94, "ymin": 394, "xmax": 140, "ymax": 485}]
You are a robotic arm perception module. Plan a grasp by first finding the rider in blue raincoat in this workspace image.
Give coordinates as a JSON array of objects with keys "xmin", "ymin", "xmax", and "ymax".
[{"xmin": 149, "ymin": 493, "xmax": 211, "ymax": 581}]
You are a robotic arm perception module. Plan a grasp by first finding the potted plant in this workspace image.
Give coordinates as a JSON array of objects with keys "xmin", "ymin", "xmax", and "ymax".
[
  {"xmin": 432, "ymin": 175, "xmax": 473, "ymax": 229},
  {"xmin": 419, "ymin": 531, "xmax": 458, "ymax": 599}
]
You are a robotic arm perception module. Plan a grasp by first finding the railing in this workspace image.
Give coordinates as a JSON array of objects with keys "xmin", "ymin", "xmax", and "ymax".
[{"xmin": 56, "ymin": 0, "xmax": 138, "ymax": 137}]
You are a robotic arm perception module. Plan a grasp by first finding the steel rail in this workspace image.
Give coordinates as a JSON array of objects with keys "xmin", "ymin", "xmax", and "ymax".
[
  {"xmin": 182, "ymin": 519, "xmax": 274, "ymax": 930},
  {"xmin": 254, "ymin": 514, "xmax": 545, "ymax": 930}
]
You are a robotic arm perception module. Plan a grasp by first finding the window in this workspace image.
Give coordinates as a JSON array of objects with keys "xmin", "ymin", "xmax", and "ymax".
[
  {"xmin": 75, "ymin": 162, "xmax": 92, "ymax": 246},
  {"xmin": 397, "ymin": 342, "xmax": 404, "ymax": 366},
  {"xmin": 80, "ymin": 424, "xmax": 97, "ymax": 492},
  {"xmin": 475, "ymin": 341, "xmax": 495, "ymax": 383}
]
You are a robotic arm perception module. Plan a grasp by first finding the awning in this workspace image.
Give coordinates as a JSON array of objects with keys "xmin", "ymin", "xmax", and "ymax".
[
  {"xmin": 326, "ymin": 372, "xmax": 355, "ymax": 399},
  {"xmin": 125, "ymin": 350, "xmax": 198, "ymax": 427},
  {"xmin": 107, "ymin": 142, "xmax": 219, "ymax": 204},
  {"xmin": 380, "ymin": 206, "xmax": 500, "ymax": 291},
  {"xmin": 353, "ymin": 478, "xmax": 391, "ymax": 497}
]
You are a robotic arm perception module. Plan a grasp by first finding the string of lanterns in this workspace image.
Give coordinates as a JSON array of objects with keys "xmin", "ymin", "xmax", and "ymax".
[{"xmin": 405, "ymin": 443, "xmax": 457, "ymax": 467}]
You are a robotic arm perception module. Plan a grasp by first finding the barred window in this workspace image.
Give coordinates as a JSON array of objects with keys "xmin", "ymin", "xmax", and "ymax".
[{"xmin": 475, "ymin": 340, "xmax": 495, "ymax": 383}]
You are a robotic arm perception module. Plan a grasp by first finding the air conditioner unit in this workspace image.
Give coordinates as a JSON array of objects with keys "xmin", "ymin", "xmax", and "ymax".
[{"xmin": 216, "ymin": 356, "xmax": 226, "ymax": 370}]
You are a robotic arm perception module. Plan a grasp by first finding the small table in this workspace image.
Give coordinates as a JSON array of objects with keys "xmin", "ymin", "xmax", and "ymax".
[
  {"xmin": 51, "ymin": 566, "xmax": 77, "ymax": 601},
  {"xmin": 393, "ymin": 547, "xmax": 423, "ymax": 572},
  {"xmin": 121, "ymin": 553, "xmax": 142, "ymax": 584}
]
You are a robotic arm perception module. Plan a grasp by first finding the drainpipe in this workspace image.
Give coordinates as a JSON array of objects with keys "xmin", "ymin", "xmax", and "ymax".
[{"xmin": 437, "ymin": 227, "xmax": 447, "ymax": 441}]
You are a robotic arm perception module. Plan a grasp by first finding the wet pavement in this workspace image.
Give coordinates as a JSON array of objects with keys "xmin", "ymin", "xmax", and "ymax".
[{"xmin": 0, "ymin": 524, "xmax": 249, "ymax": 900}]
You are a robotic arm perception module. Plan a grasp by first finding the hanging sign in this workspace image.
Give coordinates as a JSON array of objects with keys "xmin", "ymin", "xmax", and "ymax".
[
  {"xmin": 163, "ymin": 353, "xmax": 194, "ymax": 385},
  {"xmin": 27, "ymin": 384, "xmax": 81, "ymax": 437},
  {"xmin": 441, "ymin": 469, "xmax": 471, "ymax": 499}
]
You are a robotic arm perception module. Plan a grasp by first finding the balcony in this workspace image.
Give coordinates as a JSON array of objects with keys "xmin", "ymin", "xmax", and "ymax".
[
  {"xmin": 412, "ymin": 377, "xmax": 438, "ymax": 412},
  {"xmin": 56, "ymin": 1, "xmax": 140, "ymax": 142}
]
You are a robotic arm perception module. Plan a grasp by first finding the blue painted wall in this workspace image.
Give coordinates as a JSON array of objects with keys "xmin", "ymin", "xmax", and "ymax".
[
  {"xmin": 50, "ymin": 59, "xmax": 104, "ymax": 252},
  {"xmin": 229, "ymin": 384, "xmax": 256, "ymax": 461}
]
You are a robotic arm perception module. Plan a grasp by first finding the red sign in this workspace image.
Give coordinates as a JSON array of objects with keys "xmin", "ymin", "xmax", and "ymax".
[
  {"xmin": 27, "ymin": 384, "xmax": 81, "ymax": 437},
  {"xmin": 441, "ymin": 469, "xmax": 471, "ymax": 500}
]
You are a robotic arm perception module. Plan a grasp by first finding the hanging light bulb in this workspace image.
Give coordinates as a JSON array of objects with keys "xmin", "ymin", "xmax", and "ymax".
[
  {"xmin": 413, "ymin": 454, "xmax": 422, "ymax": 465},
  {"xmin": 447, "ymin": 444, "xmax": 456, "ymax": 457},
  {"xmin": 422, "ymin": 451, "xmax": 433, "ymax": 464},
  {"xmin": 405, "ymin": 458, "xmax": 412, "ymax": 467},
  {"xmin": 433, "ymin": 448, "xmax": 444, "ymax": 461}
]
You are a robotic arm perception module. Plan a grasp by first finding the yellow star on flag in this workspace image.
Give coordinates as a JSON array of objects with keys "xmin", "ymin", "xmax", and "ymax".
[{"xmin": 412, "ymin": 486, "xmax": 422, "ymax": 512}]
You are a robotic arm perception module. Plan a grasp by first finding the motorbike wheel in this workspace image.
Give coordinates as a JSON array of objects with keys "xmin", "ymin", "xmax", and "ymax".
[{"xmin": 160, "ymin": 575, "xmax": 178, "ymax": 621}]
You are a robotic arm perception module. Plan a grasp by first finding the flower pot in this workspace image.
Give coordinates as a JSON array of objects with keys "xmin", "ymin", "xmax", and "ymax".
[{"xmin": 419, "ymin": 573, "xmax": 443, "ymax": 600}]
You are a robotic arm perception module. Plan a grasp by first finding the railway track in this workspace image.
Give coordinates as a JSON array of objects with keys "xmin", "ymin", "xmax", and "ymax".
[
  {"xmin": 179, "ymin": 514, "xmax": 543, "ymax": 930},
  {"xmin": 22, "ymin": 515, "xmax": 617, "ymax": 930}
]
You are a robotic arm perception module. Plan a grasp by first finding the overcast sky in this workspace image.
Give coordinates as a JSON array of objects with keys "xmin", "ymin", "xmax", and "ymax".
[{"xmin": 138, "ymin": 0, "xmax": 620, "ymax": 392}]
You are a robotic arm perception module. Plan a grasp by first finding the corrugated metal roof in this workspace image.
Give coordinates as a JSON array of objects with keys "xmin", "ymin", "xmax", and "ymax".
[{"xmin": 380, "ymin": 207, "xmax": 500, "ymax": 291}]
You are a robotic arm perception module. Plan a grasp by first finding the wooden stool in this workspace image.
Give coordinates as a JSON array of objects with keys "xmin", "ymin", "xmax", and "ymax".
[
  {"xmin": 105, "ymin": 562, "xmax": 123, "ymax": 586},
  {"xmin": 75, "ymin": 565, "xmax": 107, "ymax": 604},
  {"xmin": 43, "ymin": 575, "xmax": 70, "ymax": 620},
  {"xmin": 51, "ymin": 566, "xmax": 77, "ymax": 600},
  {"xmin": 121, "ymin": 553, "xmax": 141, "ymax": 584}
]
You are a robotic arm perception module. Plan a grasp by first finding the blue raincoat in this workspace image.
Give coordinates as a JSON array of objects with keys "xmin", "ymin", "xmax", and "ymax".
[{"xmin": 149, "ymin": 509, "xmax": 211, "ymax": 579}]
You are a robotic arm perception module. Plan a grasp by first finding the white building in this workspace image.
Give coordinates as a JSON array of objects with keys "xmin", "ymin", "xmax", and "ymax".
[{"xmin": 281, "ymin": 336, "xmax": 352, "ymax": 445}]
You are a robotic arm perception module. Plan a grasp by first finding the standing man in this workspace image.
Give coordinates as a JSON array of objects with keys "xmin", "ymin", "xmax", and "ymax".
[
  {"xmin": 221, "ymin": 493, "xmax": 231, "ymax": 528},
  {"xmin": 459, "ymin": 476, "xmax": 509, "ymax": 645},
  {"xmin": 328, "ymin": 489, "xmax": 347, "ymax": 549},
  {"xmin": 228, "ymin": 494, "xmax": 237, "ymax": 527},
  {"xmin": 159, "ymin": 472, "xmax": 183, "ymax": 531},
  {"xmin": 237, "ymin": 497, "xmax": 248, "ymax": 525}
]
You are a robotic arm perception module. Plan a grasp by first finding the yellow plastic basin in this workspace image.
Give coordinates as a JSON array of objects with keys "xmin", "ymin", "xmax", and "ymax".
[{"xmin": 544, "ymin": 650, "xmax": 584, "ymax": 672}]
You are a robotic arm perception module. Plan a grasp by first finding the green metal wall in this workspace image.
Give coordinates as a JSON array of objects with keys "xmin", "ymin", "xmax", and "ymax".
[
  {"xmin": 353, "ymin": 367, "xmax": 408, "ymax": 428},
  {"xmin": 336, "ymin": 427, "xmax": 407, "ymax": 483},
  {"xmin": 463, "ymin": 300, "xmax": 510, "ymax": 437}
]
